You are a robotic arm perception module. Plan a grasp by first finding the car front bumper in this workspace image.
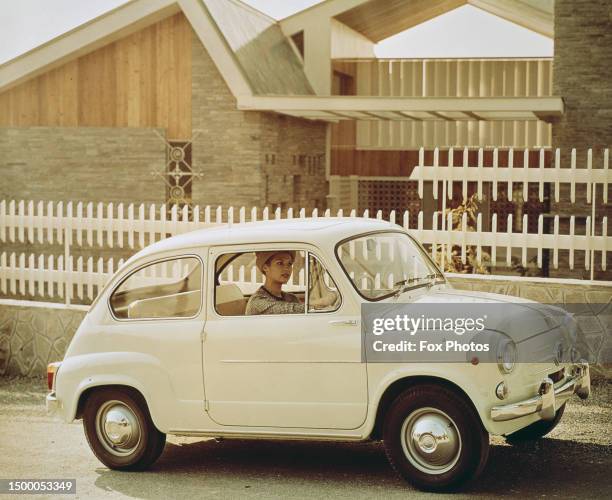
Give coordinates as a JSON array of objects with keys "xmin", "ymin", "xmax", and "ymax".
[{"xmin": 491, "ymin": 362, "xmax": 590, "ymax": 422}]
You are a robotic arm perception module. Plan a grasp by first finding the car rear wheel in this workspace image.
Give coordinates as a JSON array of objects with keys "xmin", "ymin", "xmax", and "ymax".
[
  {"xmin": 505, "ymin": 403, "xmax": 565, "ymax": 444},
  {"xmin": 83, "ymin": 387, "xmax": 166, "ymax": 471},
  {"xmin": 383, "ymin": 384, "xmax": 489, "ymax": 492}
]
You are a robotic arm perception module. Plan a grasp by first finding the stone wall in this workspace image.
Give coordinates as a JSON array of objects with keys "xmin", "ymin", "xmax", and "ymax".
[
  {"xmin": 448, "ymin": 274, "xmax": 611, "ymax": 378},
  {"xmin": 1, "ymin": 275, "xmax": 609, "ymax": 378},
  {"xmin": 0, "ymin": 301, "xmax": 86, "ymax": 377}
]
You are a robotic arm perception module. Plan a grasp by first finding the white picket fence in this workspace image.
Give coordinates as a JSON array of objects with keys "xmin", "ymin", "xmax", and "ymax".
[
  {"xmin": 0, "ymin": 198, "xmax": 609, "ymax": 305},
  {"xmin": 409, "ymin": 147, "xmax": 609, "ymax": 203}
]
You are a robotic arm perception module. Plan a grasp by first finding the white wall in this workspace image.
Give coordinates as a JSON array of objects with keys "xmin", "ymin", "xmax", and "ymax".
[{"xmin": 330, "ymin": 19, "xmax": 374, "ymax": 58}]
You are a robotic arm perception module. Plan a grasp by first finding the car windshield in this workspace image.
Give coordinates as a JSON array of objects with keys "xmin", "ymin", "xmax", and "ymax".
[{"xmin": 336, "ymin": 232, "xmax": 444, "ymax": 301}]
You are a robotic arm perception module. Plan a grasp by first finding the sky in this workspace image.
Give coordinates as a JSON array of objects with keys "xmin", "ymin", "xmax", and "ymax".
[{"xmin": 0, "ymin": 0, "xmax": 553, "ymax": 64}]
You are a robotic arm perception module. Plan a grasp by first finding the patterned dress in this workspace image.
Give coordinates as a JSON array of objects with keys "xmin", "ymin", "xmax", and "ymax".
[{"xmin": 245, "ymin": 286, "xmax": 305, "ymax": 315}]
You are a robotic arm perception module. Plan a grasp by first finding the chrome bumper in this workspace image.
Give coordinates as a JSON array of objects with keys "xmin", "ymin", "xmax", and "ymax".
[
  {"xmin": 491, "ymin": 363, "xmax": 590, "ymax": 422},
  {"xmin": 46, "ymin": 392, "xmax": 59, "ymax": 415}
]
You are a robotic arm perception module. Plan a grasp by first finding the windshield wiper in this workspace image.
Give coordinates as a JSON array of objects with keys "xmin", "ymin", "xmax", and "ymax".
[{"xmin": 393, "ymin": 273, "xmax": 439, "ymax": 297}]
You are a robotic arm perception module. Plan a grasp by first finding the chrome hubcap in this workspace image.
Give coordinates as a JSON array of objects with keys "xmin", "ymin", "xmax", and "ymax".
[
  {"xmin": 401, "ymin": 408, "xmax": 461, "ymax": 474},
  {"xmin": 96, "ymin": 401, "xmax": 141, "ymax": 456}
]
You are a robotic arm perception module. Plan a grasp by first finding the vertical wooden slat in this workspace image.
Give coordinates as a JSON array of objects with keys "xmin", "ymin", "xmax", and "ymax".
[{"xmin": 115, "ymin": 30, "xmax": 129, "ymax": 127}]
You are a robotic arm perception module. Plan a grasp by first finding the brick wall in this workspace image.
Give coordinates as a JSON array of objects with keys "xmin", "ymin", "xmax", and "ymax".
[
  {"xmin": 260, "ymin": 112, "xmax": 327, "ymax": 212},
  {"xmin": 190, "ymin": 32, "xmax": 263, "ymax": 208},
  {"xmin": 190, "ymin": 34, "xmax": 327, "ymax": 212},
  {"xmin": 0, "ymin": 126, "xmax": 168, "ymax": 271},
  {"xmin": 553, "ymin": 0, "xmax": 612, "ymax": 151},
  {"xmin": 0, "ymin": 127, "xmax": 167, "ymax": 204},
  {"xmin": 550, "ymin": 1, "xmax": 612, "ymax": 278}
]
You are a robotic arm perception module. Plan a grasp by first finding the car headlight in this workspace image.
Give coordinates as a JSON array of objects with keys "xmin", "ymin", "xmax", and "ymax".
[{"xmin": 497, "ymin": 338, "xmax": 517, "ymax": 373}]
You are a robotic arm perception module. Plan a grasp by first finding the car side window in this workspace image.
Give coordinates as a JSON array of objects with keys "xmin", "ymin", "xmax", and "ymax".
[
  {"xmin": 215, "ymin": 250, "xmax": 306, "ymax": 316},
  {"xmin": 307, "ymin": 254, "xmax": 341, "ymax": 313},
  {"xmin": 110, "ymin": 257, "xmax": 202, "ymax": 319}
]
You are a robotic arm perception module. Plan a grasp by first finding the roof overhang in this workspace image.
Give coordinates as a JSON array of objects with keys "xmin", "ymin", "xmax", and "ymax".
[
  {"xmin": 237, "ymin": 96, "xmax": 564, "ymax": 123},
  {"xmin": 282, "ymin": 0, "xmax": 554, "ymax": 41},
  {"xmin": 0, "ymin": 0, "xmax": 253, "ymax": 97}
]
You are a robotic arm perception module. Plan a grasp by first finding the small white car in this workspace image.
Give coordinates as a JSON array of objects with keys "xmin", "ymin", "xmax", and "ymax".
[{"xmin": 46, "ymin": 218, "xmax": 590, "ymax": 491}]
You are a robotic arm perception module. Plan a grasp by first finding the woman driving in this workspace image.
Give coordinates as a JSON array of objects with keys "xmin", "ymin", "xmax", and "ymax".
[{"xmin": 245, "ymin": 251, "xmax": 336, "ymax": 315}]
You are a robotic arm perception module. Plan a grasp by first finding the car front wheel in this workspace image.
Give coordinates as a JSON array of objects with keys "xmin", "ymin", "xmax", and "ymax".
[
  {"xmin": 83, "ymin": 387, "xmax": 166, "ymax": 471},
  {"xmin": 383, "ymin": 384, "xmax": 489, "ymax": 492}
]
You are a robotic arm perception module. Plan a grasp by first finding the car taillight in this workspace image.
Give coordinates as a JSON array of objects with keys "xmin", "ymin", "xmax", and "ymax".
[{"xmin": 47, "ymin": 362, "xmax": 61, "ymax": 391}]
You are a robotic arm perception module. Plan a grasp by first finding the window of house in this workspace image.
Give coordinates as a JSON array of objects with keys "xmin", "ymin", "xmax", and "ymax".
[
  {"xmin": 110, "ymin": 257, "xmax": 202, "ymax": 319},
  {"xmin": 291, "ymin": 31, "xmax": 304, "ymax": 59}
]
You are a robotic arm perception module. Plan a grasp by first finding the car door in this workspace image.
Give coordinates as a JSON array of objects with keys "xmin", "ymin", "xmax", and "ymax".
[
  {"xmin": 106, "ymin": 253, "xmax": 208, "ymax": 429},
  {"xmin": 202, "ymin": 244, "xmax": 367, "ymax": 430}
]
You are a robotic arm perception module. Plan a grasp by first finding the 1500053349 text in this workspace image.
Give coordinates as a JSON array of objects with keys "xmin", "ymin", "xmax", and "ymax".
[{"xmin": 0, "ymin": 480, "xmax": 76, "ymax": 495}]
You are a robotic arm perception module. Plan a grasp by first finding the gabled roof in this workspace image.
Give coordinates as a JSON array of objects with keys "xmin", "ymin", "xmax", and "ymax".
[
  {"xmin": 0, "ymin": 0, "xmax": 313, "ymax": 96},
  {"xmin": 0, "ymin": 0, "xmax": 561, "ymax": 124},
  {"xmin": 202, "ymin": 0, "xmax": 313, "ymax": 95},
  {"xmin": 282, "ymin": 0, "xmax": 554, "ymax": 40}
]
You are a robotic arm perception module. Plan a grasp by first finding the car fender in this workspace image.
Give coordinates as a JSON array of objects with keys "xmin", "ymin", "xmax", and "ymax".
[
  {"xmin": 364, "ymin": 363, "xmax": 494, "ymax": 436},
  {"xmin": 56, "ymin": 351, "xmax": 175, "ymax": 432}
]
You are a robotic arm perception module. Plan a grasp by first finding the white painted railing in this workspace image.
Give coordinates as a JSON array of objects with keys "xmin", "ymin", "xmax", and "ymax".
[
  {"xmin": 334, "ymin": 58, "xmax": 554, "ymax": 148},
  {"xmin": 0, "ymin": 198, "xmax": 609, "ymax": 304}
]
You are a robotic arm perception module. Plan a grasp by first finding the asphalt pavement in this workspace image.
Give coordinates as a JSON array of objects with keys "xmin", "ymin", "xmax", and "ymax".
[{"xmin": 0, "ymin": 377, "xmax": 610, "ymax": 499}]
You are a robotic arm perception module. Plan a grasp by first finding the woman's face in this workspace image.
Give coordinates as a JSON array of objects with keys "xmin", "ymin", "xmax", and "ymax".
[{"xmin": 263, "ymin": 253, "xmax": 294, "ymax": 284}]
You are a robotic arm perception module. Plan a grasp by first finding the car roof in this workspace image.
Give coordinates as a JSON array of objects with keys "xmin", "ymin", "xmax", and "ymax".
[{"xmin": 129, "ymin": 217, "xmax": 399, "ymax": 262}]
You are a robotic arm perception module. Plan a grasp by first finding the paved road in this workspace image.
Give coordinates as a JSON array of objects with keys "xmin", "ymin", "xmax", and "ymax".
[{"xmin": 0, "ymin": 378, "xmax": 610, "ymax": 499}]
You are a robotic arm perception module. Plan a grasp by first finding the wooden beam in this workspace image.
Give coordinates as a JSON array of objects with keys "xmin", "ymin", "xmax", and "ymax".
[
  {"xmin": 238, "ymin": 95, "xmax": 565, "ymax": 120},
  {"xmin": 468, "ymin": 0, "xmax": 553, "ymax": 38},
  {"xmin": 395, "ymin": 111, "xmax": 423, "ymax": 121},
  {"xmin": 335, "ymin": 0, "xmax": 467, "ymax": 42}
]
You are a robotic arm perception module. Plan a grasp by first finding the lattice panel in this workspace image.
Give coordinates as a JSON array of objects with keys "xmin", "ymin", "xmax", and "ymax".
[{"xmin": 358, "ymin": 180, "xmax": 421, "ymax": 224}]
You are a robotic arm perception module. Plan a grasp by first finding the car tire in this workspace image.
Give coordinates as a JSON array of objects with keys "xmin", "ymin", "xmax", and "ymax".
[
  {"xmin": 382, "ymin": 384, "xmax": 489, "ymax": 492},
  {"xmin": 83, "ymin": 387, "xmax": 166, "ymax": 471},
  {"xmin": 505, "ymin": 403, "xmax": 565, "ymax": 444}
]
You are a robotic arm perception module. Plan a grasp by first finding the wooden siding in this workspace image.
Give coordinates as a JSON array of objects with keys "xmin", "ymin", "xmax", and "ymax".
[
  {"xmin": 335, "ymin": 0, "xmax": 466, "ymax": 43},
  {"xmin": 331, "ymin": 147, "xmax": 552, "ymax": 177},
  {"xmin": 0, "ymin": 13, "xmax": 192, "ymax": 139}
]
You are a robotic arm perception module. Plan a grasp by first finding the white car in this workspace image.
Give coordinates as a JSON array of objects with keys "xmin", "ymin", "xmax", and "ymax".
[{"xmin": 46, "ymin": 218, "xmax": 590, "ymax": 491}]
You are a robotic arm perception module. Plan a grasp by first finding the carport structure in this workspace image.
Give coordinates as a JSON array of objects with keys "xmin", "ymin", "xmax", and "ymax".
[{"xmin": 255, "ymin": 0, "xmax": 564, "ymax": 224}]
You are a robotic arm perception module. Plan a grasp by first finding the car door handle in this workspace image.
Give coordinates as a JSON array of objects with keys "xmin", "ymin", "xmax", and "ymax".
[{"xmin": 329, "ymin": 319, "xmax": 358, "ymax": 327}]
